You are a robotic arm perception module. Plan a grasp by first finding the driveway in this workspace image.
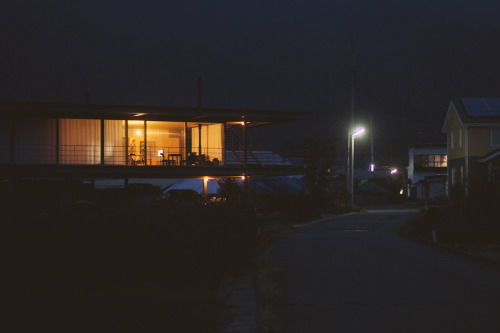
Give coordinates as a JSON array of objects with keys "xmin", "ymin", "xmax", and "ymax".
[{"xmin": 266, "ymin": 205, "xmax": 500, "ymax": 332}]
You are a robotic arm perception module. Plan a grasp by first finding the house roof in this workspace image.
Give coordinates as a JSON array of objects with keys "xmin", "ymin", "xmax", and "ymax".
[
  {"xmin": 442, "ymin": 98, "xmax": 500, "ymax": 133},
  {"xmin": 0, "ymin": 100, "xmax": 309, "ymax": 128},
  {"xmin": 478, "ymin": 149, "xmax": 500, "ymax": 163}
]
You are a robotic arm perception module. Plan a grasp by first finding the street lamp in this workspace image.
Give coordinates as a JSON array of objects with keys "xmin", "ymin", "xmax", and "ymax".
[{"xmin": 346, "ymin": 127, "xmax": 365, "ymax": 208}]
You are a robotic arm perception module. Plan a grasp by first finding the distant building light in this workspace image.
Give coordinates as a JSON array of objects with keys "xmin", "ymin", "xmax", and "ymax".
[
  {"xmin": 370, "ymin": 164, "xmax": 375, "ymax": 172},
  {"xmin": 391, "ymin": 168, "xmax": 398, "ymax": 174},
  {"xmin": 400, "ymin": 189, "xmax": 404, "ymax": 195}
]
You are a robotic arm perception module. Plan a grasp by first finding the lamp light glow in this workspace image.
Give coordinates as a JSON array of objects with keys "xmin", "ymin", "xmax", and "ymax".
[
  {"xmin": 353, "ymin": 128, "xmax": 365, "ymax": 137},
  {"xmin": 136, "ymin": 130, "xmax": 141, "ymax": 136},
  {"xmin": 370, "ymin": 164, "xmax": 375, "ymax": 172},
  {"xmin": 391, "ymin": 168, "xmax": 398, "ymax": 174}
]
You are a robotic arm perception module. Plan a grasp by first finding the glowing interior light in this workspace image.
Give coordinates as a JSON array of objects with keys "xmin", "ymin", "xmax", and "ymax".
[
  {"xmin": 370, "ymin": 164, "xmax": 375, "ymax": 172},
  {"xmin": 391, "ymin": 168, "xmax": 398, "ymax": 174},
  {"xmin": 400, "ymin": 189, "xmax": 404, "ymax": 195},
  {"xmin": 204, "ymin": 177, "xmax": 209, "ymax": 182},
  {"xmin": 136, "ymin": 130, "xmax": 141, "ymax": 136},
  {"xmin": 241, "ymin": 175, "xmax": 245, "ymax": 180},
  {"xmin": 353, "ymin": 128, "xmax": 365, "ymax": 137},
  {"xmin": 241, "ymin": 121, "xmax": 245, "ymax": 126}
]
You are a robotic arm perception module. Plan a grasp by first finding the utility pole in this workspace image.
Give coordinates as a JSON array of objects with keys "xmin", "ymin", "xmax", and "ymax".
[
  {"xmin": 346, "ymin": 46, "xmax": 355, "ymax": 208},
  {"xmin": 370, "ymin": 114, "xmax": 374, "ymax": 171}
]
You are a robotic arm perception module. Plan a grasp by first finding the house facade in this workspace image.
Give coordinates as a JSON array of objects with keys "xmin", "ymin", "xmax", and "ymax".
[
  {"xmin": 0, "ymin": 101, "xmax": 309, "ymax": 189},
  {"xmin": 406, "ymin": 143, "xmax": 447, "ymax": 201},
  {"xmin": 441, "ymin": 98, "xmax": 500, "ymax": 199}
]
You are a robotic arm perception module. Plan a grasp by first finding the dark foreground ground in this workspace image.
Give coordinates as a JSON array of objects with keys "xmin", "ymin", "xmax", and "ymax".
[{"xmin": 264, "ymin": 205, "xmax": 500, "ymax": 332}]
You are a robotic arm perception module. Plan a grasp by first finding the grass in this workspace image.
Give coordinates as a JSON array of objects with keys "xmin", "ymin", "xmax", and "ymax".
[{"xmin": 401, "ymin": 206, "xmax": 500, "ymax": 265}]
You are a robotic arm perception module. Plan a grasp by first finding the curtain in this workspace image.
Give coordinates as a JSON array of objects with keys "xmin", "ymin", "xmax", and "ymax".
[
  {"xmin": 14, "ymin": 118, "xmax": 56, "ymax": 164},
  {"xmin": 104, "ymin": 120, "xmax": 125, "ymax": 165},
  {"xmin": 60, "ymin": 119, "xmax": 101, "ymax": 164},
  {"xmin": 0, "ymin": 120, "xmax": 10, "ymax": 163}
]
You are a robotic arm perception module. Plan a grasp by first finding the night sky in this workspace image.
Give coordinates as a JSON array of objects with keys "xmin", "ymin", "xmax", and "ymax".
[{"xmin": 2, "ymin": 0, "xmax": 500, "ymax": 169}]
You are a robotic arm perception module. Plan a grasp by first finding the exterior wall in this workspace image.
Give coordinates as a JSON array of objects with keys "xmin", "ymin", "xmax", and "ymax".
[
  {"xmin": 468, "ymin": 127, "xmax": 497, "ymax": 157},
  {"xmin": 446, "ymin": 107, "xmax": 466, "ymax": 160}
]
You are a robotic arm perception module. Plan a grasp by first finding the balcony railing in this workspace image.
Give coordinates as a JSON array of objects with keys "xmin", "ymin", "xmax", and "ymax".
[{"xmin": 6, "ymin": 145, "xmax": 294, "ymax": 168}]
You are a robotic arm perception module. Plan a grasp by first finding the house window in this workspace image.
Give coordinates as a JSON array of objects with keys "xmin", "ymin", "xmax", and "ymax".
[
  {"xmin": 492, "ymin": 127, "xmax": 500, "ymax": 146},
  {"xmin": 450, "ymin": 131, "xmax": 455, "ymax": 150},
  {"xmin": 414, "ymin": 154, "xmax": 447, "ymax": 167}
]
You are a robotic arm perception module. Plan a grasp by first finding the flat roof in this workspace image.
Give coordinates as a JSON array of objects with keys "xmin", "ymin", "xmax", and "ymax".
[{"xmin": 0, "ymin": 100, "xmax": 309, "ymax": 127}]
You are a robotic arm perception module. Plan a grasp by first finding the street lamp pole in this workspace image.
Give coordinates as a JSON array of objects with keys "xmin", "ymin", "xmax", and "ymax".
[{"xmin": 346, "ymin": 47, "xmax": 356, "ymax": 209}]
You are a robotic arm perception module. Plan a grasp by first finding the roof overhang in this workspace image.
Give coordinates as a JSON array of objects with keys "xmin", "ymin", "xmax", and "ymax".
[{"xmin": 0, "ymin": 101, "xmax": 310, "ymax": 128}]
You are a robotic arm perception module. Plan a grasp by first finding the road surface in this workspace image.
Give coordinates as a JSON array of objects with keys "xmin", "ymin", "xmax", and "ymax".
[{"xmin": 267, "ymin": 206, "xmax": 500, "ymax": 332}]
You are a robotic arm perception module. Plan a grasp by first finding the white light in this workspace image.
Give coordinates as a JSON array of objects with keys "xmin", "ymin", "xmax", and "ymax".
[
  {"xmin": 158, "ymin": 149, "xmax": 164, "ymax": 157},
  {"xmin": 353, "ymin": 128, "xmax": 365, "ymax": 137},
  {"xmin": 241, "ymin": 121, "xmax": 245, "ymax": 126},
  {"xmin": 136, "ymin": 129, "xmax": 141, "ymax": 136},
  {"xmin": 391, "ymin": 168, "xmax": 398, "ymax": 174},
  {"xmin": 370, "ymin": 164, "xmax": 375, "ymax": 172},
  {"xmin": 400, "ymin": 189, "xmax": 404, "ymax": 195},
  {"xmin": 241, "ymin": 175, "xmax": 245, "ymax": 180}
]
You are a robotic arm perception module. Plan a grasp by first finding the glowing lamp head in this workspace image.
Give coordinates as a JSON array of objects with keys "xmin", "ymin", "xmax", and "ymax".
[
  {"xmin": 370, "ymin": 164, "xmax": 375, "ymax": 172},
  {"xmin": 353, "ymin": 128, "xmax": 365, "ymax": 137},
  {"xmin": 391, "ymin": 168, "xmax": 398, "ymax": 174}
]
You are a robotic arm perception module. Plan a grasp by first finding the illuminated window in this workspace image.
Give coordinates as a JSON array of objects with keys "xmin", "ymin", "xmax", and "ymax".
[{"xmin": 414, "ymin": 154, "xmax": 447, "ymax": 168}]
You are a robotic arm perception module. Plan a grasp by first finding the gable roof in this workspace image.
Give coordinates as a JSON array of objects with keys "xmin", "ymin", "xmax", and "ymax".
[{"xmin": 442, "ymin": 98, "xmax": 500, "ymax": 133}]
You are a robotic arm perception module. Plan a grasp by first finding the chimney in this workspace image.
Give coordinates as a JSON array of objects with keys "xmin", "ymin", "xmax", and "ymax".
[{"xmin": 85, "ymin": 91, "xmax": 90, "ymax": 104}]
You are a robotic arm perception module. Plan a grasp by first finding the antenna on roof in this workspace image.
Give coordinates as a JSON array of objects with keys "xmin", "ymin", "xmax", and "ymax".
[{"xmin": 85, "ymin": 91, "xmax": 90, "ymax": 104}]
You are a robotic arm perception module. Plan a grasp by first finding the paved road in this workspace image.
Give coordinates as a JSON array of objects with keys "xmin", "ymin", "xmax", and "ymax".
[{"xmin": 267, "ymin": 206, "xmax": 500, "ymax": 332}]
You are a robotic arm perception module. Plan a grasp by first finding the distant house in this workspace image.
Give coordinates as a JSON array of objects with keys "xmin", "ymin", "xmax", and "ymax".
[
  {"xmin": 441, "ymin": 98, "xmax": 500, "ymax": 199},
  {"xmin": 406, "ymin": 143, "xmax": 447, "ymax": 201}
]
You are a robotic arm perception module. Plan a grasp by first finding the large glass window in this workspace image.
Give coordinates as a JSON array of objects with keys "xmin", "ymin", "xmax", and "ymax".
[
  {"xmin": 60, "ymin": 119, "xmax": 101, "ymax": 164},
  {"xmin": 15, "ymin": 118, "xmax": 57, "ymax": 164},
  {"xmin": 105, "ymin": 120, "xmax": 126, "ymax": 165},
  {"xmin": 0, "ymin": 120, "xmax": 10, "ymax": 163},
  {"xmin": 127, "ymin": 120, "xmax": 145, "ymax": 165},
  {"xmin": 190, "ymin": 123, "xmax": 223, "ymax": 164},
  {"xmin": 146, "ymin": 121, "xmax": 185, "ymax": 165}
]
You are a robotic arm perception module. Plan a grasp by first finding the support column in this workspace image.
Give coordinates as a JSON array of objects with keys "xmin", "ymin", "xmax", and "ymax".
[
  {"xmin": 125, "ymin": 121, "xmax": 129, "ymax": 165},
  {"xmin": 55, "ymin": 118, "xmax": 60, "ymax": 165},
  {"xmin": 101, "ymin": 119, "xmax": 105, "ymax": 165},
  {"xmin": 198, "ymin": 124, "xmax": 202, "ymax": 156},
  {"xmin": 243, "ymin": 120, "xmax": 247, "ymax": 168},
  {"xmin": 144, "ymin": 120, "xmax": 147, "ymax": 166}
]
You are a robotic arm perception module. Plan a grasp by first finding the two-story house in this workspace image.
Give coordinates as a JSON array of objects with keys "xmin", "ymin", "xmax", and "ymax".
[
  {"xmin": 441, "ymin": 98, "xmax": 500, "ymax": 199},
  {"xmin": 406, "ymin": 143, "xmax": 447, "ymax": 201}
]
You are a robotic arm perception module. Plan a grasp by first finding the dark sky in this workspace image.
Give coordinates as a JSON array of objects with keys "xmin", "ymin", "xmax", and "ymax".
[{"xmin": 2, "ymin": 0, "xmax": 500, "ymax": 168}]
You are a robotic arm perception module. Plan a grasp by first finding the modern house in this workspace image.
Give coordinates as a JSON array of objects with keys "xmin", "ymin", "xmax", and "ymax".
[
  {"xmin": 406, "ymin": 143, "xmax": 447, "ymax": 201},
  {"xmin": 441, "ymin": 98, "xmax": 500, "ymax": 199},
  {"xmin": 0, "ymin": 100, "xmax": 309, "ymax": 193}
]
